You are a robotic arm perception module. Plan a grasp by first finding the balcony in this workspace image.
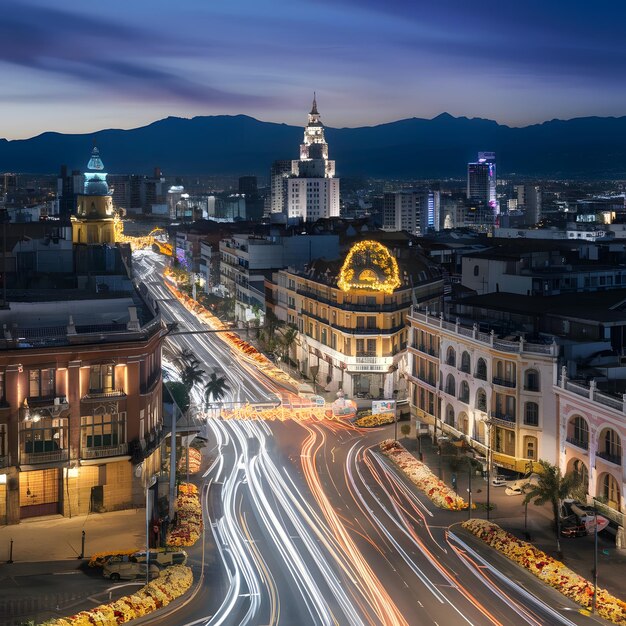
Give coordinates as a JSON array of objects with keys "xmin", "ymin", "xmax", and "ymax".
[
  {"xmin": 412, "ymin": 344, "xmax": 438, "ymax": 357},
  {"xmin": 81, "ymin": 443, "xmax": 129, "ymax": 459},
  {"xmin": 21, "ymin": 448, "xmax": 69, "ymax": 465},
  {"xmin": 492, "ymin": 377, "xmax": 516, "ymax": 389},
  {"xmin": 565, "ymin": 436, "xmax": 589, "ymax": 450},
  {"xmin": 596, "ymin": 450, "xmax": 622, "ymax": 466},
  {"xmin": 489, "ymin": 412, "xmax": 516, "ymax": 428},
  {"xmin": 82, "ymin": 389, "xmax": 127, "ymax": 402}
]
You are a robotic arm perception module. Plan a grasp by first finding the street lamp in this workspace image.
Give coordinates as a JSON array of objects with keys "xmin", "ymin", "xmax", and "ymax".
[
  {"xmin": 593, "ymin": 506, "xmax": 598, "ymax": 614},
  {"xmin": 485, "ymin": 419, "xmax": 494, "ymax": 520},
  {"xmin": 145, "ymin": 474, "xmax": 158, "ymax": 585}
]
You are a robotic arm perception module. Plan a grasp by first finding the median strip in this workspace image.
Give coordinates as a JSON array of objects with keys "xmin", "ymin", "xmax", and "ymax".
[{"xmin": 462, "ymin": 518, "xmax": 626, "ymax": 625}]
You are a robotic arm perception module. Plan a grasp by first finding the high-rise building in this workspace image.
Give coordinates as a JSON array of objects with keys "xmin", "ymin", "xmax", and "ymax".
[
  {"xmin": 270, "ymin": 160, "xmax": 292, "ymax": 215},
  {"xmin": 57, "ymin": 165, "xmax": 82, "ymax": 219},
  {"xmin": 382, "ymin": 189, "xmax": 440, "ymax": 234},
  {"xmin": 286, "ymin": 95, "xmax": 340, "ymax": 222},
  {"xmin": 467, "ymin": 151, "xmax": 497, "ymax": 213},
  {"xmin": 238, "ymin": 176, "xmax": 258, "ymax": 196},
  {"xmin": 516, "ymin": 184, "xmax": 542, "ymax": 225}
]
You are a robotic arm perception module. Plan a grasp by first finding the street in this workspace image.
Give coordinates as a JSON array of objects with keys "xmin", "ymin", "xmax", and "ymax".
[{"xmin": 134, "ymin": 250, "xmax": 604, "ymax": 626}]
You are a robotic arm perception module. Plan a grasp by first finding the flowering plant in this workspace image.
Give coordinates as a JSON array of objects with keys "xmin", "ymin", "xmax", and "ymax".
[
  {"xmin": 41, "ymin": 565, "xmax": 193, "ymax": 626},
  {"xmin": 178, "ymin": 448, "xmax": 202, "ymax": 474},
  {"xmin": 380, "ymin": 439, "xmax": 472, "ymax": 510},
  {"xmin": 354, "ymin": 412, "xmax": 394, "ymax": 428},
  {"xmin": 463, "ymin": 519, "xmax": 626, "ymax": 625},
  {"xmin": 166, "ymin": 482, "xmax": 203, "ymax": 547}
]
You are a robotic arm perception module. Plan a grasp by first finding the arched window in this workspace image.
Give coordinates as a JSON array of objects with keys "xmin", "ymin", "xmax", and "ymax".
[
  {"xmin": 567, "ymin": 416, "xmax": 589, "ymax": 449},
  {"xmin": 460, "ymin": 351, "xmax": 471, "ymax": 373},
  {"xmin": 446, "ymin": 346, "xmax": 456, "ymax": 367},
  {"xmin": 598, "ymin": 428, "xmax": 622, "ymax": 465},
  {"xmin": 475, "ymin": 358, "xmax": 487, "ymax": 381},
  {"xmin": 570, "ymin": 459, "xmax": 589, "ymax": 496},
  {"xmin": 601, "ymin": 473, "xmax": 621, "ymax": 510},
  {"xmin": 524, "ymin": 369, "xmax": 540, "ymax": 392},
  {"xmin": 524, "ymin": 402, "xmax": 539, "ymax": 426},
  {"xmin": 445, "ymin": 374, "xmax": 456, "ymax": 397},
  {"xmin": 459, "ymin": 380, "xmax": 470, "ymax": 402},
  {"xmin": 475, "ymin": 388, "xmax": 487, "ymax": 412},
  {"xmin": 459, "ymin": 412, "xmax": 469, "ymax": 435},
  {"xmin": 524, "ymin": 435, "xmax": 537, "ymax": 459},
  {"xmin": 445, "ymin": 404, "xmax": 455, "ymax": 426}
]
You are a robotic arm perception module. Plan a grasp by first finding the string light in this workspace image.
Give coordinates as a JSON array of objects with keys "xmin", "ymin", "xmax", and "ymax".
[{"xmin": 337, "ymin": 240, "xmax": 401, "ymax": 294}]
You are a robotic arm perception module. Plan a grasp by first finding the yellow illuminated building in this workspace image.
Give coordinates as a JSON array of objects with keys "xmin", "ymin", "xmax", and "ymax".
[{"xmin": 267, "ymin": 240, "xmax": 443, "ymax": 397}]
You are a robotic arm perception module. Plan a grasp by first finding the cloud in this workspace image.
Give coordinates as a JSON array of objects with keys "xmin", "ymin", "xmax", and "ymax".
[{"xmin": 0, "ymin": 1, "xmax": 274, "ymax": 107}]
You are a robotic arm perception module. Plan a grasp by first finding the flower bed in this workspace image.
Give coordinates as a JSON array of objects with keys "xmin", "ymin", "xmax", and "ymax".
[
  {"xmin": 89, "ymin": 549, "xmax": 138, "ymax": 568},
  {"xmin": 178, "ymin": 448, "xmax": 202, "ymax": 474},
  {"xmin": 41, "ymin": 564, "xmax": 193, "ymax": 626},
  {"xmin": 166, "ymin": 483, "xmax": 203, "ymax": 548},
  {"xmin": 462, "ymin": 519, "xmax": 626, "ymax": 625},
  {"xmin": 354, "ymin": 412, "xmax": 395, "ymax": 428},
  {"xmin": 379, "ymin": 439, "xmax": 471, "ymax": 510}
]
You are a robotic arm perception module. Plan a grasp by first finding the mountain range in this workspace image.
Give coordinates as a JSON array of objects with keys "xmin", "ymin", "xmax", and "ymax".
[{"xmin": 2, "ymin": 113, "xmax": 626, "ymax": 179}]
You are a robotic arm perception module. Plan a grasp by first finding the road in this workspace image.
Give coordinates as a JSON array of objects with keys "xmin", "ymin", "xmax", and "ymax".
[{"xmin": 134, "ymin": 250, "xmax": 605, "ymax": 626}]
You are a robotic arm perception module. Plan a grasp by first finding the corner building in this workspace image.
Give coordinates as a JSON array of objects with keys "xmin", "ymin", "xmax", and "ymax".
[
  {"xmin": 0, "ymin": 147, "xmax": 164, "ymax": 524},
  {"xmin": 267, "ymin": 241, "xmax": 443, "ymax": 397},
  {"xmin": 408, "ymin": 309, "xmax": 559, "ymax": 472}
]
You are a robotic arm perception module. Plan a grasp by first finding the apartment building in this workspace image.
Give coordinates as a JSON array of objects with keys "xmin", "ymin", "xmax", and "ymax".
[
  {"xmin": 267, "ymin": 240, "xmax": 444, "ymax": 397},
  {"xmin": 555, "ymin": 371, "xmax": 625, "ymax": 546},
  {"xmin": 407, "ymin": 308, "xmax": 559, "ymax": 472}
]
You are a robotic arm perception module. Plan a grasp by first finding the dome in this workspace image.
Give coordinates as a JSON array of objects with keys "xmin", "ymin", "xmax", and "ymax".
[{"xmin": 83, "ymin": 145, "xmax": 109, "ymax": 195}]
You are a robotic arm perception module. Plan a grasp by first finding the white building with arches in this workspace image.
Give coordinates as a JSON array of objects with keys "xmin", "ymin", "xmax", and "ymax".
[
  {"xmin": 408, "ymin": 308, "xmax": 559, "ymax": 473},
  {"xmin": 555, "ymin": 370, "xmax": 625, "ymax": 546}
]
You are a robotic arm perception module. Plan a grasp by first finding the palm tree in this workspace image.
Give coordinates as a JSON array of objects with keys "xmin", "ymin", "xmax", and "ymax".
[
  {"xmin": 176, "ymin": 348, "xmax": 205, "ymax": 395},
  {"xmin": 522, "ymin": 459, "xmax": 581, "ymax": 554},
  {"xmin": 204, "ymin": 371, "xmax": 231, "ymax": 409},
  {"xmin": 279, "ymin": 325, "xmax": 299, "ymax": 364}
]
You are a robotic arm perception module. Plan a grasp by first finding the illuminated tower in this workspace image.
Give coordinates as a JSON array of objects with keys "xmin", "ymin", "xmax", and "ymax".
[
  {"xmin": 286, "ymin": 95, "xmax": 340, "ymax": 222},
  {"xmin": 72, "ymin": 145, "xmax": 116, "ymax": 244},
  {"xmin": 467, "ymin": 151, "xmax": 497, "ymax": 214}
]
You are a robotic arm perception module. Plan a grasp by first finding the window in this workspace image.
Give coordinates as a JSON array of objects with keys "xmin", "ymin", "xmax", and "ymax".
[
  {"xmin": 446, "ymin": 346, "xmax": 456, "ymax": 367},
  {"xmin": 476, "ymin": 388, "xmax": 487, "ymax": 412},
  {"xmin": 524, "ymin": 369, "xmax": 540, "ymax": 392},
  {"xmin": 445, "ymin": 374, "xmax": 456, "ymax": 396},
  {"xmin": 600, "ymin": 428, "xmax": 622, "ymax": 464},
  {"xmin": 81, "ymin": 409, "xmax": 126, "ymax": 449},
  {"xmin": 366, "ymin": 317, "xmax": 376, "ymax": 329},
  {"xmin": 29, "ymin": 368, "xmax": 55, "ymax": 398},
  {"xmin": 524, "ymin": 436, "xmax": 537, "ymax": 459},
  {"xmin": 321, "ymin": 328, "xmax": 327, "ymax": 346},
  {"xmin": 89, "ymin": 364, "xmax": 115, "ymax": 393},
  {"xmin": 459, "ymin": 380, "xmax": 470, "ymax": 402},
  {"xmin": 524, "ymin": 402, "xmax": 539, "ymax": 426},
  {"xmin": 22, "ymin": 417, "xmax": 67, "ymax": 454},
  {"xmin": 473, "ymin": 265, "xmax": 479, "ymax": 276},
  {"xmin": 602, "ymin": 473, "xmax": 621, "ymax": 508},
  {"xmin": 460, "ymin": 351, "xmax": 471, "ymax": 373},
  {"xmin": 475, "ymin": 358, "xmax": 487, "ymax": 380},
  {"xmin": 569, "ymin": 415, "xmax": 589, "ymax": 449}
]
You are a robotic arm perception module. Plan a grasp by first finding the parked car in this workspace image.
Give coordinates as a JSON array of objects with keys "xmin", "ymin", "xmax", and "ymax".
[
  {"xmin": 103, "ymin": 559, "xmax": 160, "ymax": 581},
  {"xmin": 491, "ymin": 475, "xmax": 507, "ymax": 487},
  {"xmin": 505, "ymin": 485, "xmax": 524, "ymax": 496},
  {"xmin": 132, "ymin": 550, "xmax": 188, "ymax": 567}
]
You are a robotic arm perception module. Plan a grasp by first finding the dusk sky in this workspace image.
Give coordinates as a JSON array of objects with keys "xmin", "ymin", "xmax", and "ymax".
[{"xmin": 2, "ymin": 0, "xmax": 626, "ymax": 140}]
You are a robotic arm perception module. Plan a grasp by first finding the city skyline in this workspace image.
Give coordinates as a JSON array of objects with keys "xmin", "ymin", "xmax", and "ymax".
[{"xmin": 2, "ymin": 1, "xmax": 626, "ymax": 140}]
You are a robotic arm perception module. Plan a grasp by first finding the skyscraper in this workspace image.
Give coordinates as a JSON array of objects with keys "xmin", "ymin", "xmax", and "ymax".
[
  {"xmin": 270, "ymin": 159, "xmax": 292, "ymax": 215},
  {"xmin": 382, "ymin": 189, "xmax": 440, "ymax": 234},
  {"xmin": 285, "ymin": 95, "xmax": 340, "ymax": 222},
  {"xmin": 467, "ymin": 151, "xmax": 497, "ymax": 214}
]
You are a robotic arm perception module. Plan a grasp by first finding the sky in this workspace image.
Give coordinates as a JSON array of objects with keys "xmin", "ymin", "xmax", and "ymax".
[{"xmin": 1, "ymin": 0, "xmax": 626, "ymax": 140}]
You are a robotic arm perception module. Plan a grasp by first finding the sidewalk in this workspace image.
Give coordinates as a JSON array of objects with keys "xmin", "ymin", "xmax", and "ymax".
[
  {"xmin": 397, "ymin": 427, "xmax": 626, "ymax": 603},
  {"xmin": 0, "ymin": 508, "xmax": 145, "ymax": 563}
]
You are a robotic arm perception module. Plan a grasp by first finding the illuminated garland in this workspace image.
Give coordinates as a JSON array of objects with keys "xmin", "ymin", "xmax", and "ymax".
[{"xmin": 337, "ymin": 240, "xmax": 401, "ymax": 294}]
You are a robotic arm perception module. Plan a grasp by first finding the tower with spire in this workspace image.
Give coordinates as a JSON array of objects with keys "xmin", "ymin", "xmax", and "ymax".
[
  {"xmin": 71, "ymin": 145, "xmax": 117, "ymax": 244},
  {"xmin": 285, "ymin": 95, "xmax": 340, "ymax": 222}
]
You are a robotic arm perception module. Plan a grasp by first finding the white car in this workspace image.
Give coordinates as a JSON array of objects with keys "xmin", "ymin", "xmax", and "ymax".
[
  {"xmin": 505, "ymin": 485, "xmax": 525, "ymax": 496},
  {"xmin": 491, "ymin": 475, "xmax": 507, "ymax": 487}
]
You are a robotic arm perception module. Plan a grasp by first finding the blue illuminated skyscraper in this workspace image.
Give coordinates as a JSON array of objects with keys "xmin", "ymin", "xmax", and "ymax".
[{"xmin": 467, "ymin": 151, "xmax": 497, "ymax": 214}]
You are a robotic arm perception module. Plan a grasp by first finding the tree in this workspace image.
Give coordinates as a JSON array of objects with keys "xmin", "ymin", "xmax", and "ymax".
[
  {"xmin": 176, "ymin": 348, "xmax": 205, "ymax": 396},
  {"xmin": 204, "ymin": 371, "xmax": 231, "ymax": 408},
  {"xmin": 400, "ymin": 424, "xmax": 411, "ymax": 439},
  {"xmin": 523, "ymin": 459, "xmax": 581, "ymax": 554},
  {"xmin": 165, "ymin": 381, "xmax": 190, "ymax": 414},
  {"xmin": 278, "ymin": 324, "xmax": 299, "ymax": 364}
]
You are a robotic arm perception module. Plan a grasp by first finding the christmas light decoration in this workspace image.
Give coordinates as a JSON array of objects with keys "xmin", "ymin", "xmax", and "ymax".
[{"xmin": 337, "ymin": 240, "xmax": 401, "ymax": 294}]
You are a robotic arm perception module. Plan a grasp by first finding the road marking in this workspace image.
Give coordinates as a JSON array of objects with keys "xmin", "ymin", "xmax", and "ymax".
[{"xmin": 52, "ymin": 571, "xmax": 81, "ymax": 575}]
